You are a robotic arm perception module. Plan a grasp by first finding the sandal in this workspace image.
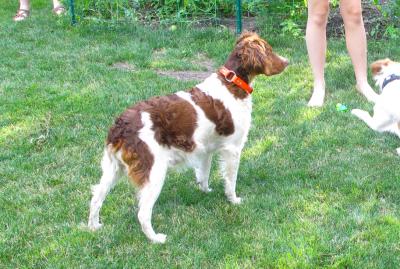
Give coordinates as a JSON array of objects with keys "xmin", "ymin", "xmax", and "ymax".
[
  {"xmin": 13, "ymin": 9, "xmax": 30, "ymax": 22},
  {"xmin": 52, "ymin": 5, "xmax": 66, "ymax": 16}
]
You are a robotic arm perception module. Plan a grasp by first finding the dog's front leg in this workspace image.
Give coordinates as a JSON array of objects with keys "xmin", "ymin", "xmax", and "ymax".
[
  {"xmin": 220, "ymin": 147, "xmax": 242, "ymax": 204},
  {"xmin": 351, "ymin": 108, "xmax": 394, "ymax": 133},
  {"xmin": 194, "ymin": 154, "xmax": 213, "ymax": 193}
]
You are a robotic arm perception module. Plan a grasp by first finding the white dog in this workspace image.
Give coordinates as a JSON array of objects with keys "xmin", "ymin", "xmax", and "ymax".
[
  {"xmin": 352, "ymin": 58, "xmax": 400, "ymax": 155},
  {"xmin": 87, "ymin": 32, "xmax": 289, "ymax": 243}
]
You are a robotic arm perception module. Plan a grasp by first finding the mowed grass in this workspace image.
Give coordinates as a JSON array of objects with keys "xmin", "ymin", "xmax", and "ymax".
[{"xmin": 1, "ymin": 1, "xmax": 400, "ymax": 268}]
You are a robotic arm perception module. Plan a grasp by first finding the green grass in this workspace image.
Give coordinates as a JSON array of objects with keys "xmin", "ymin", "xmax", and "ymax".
[{"xmin": 1, "ymin": 1, "xmax": 400, "ymax": 268}]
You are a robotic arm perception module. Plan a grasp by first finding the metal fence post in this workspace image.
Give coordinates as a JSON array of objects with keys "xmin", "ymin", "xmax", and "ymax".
[
  {"xmin": 236, "ymin": 0, "xmax": 242, "ymax": 35},
  {"xmin": 69, "ymin": 0, "xmax": 77, "ymax": 25}
]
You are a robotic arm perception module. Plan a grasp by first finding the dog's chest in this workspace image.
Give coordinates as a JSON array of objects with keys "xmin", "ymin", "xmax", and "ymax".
[
  {"xmin": 228, "ymin": 98, "xmax": 252, "ymax": 139},
  {"xmin": 379, "ymin": 81, "xmax": 400, "ymax": 117},
  {"xmin": 195, "ymin": 74, "xmax": 252, "ymax": 146}
]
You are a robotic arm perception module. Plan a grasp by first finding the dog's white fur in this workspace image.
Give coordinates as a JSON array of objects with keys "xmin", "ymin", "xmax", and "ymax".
[
  {"xmin": 351, "ymin": 59, "xmax": 400, "ymax": 155},
  {"xmin": 88, "ymin": 74, "xmax": 252, "ymax": 243}
]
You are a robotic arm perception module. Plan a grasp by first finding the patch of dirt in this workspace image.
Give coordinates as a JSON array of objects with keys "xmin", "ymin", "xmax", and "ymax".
[
  {"xmin": 194, "ymin": 54, "xmax": 215, "ymax": 73},
  {"xmin": 111, "ymin": 62, "xmax": 136, "ymax": 71},
  {"xmin": 156, "ymin": 53, "xmax": 215, "ymax": 81},
  {"xmin": 111, "ymin": 53, "xmax": 215, "ymax": 81}
]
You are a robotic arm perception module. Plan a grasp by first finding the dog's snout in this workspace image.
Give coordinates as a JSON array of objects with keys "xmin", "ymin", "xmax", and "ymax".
[{"xmin": 280, "ymin": 56, "xmax": 289, "ymax": 67}]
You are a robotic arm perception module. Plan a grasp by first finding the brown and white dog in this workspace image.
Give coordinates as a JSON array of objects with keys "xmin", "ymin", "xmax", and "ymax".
[
  {"xmin": 352, "ymin": 58, "xmax": 400, "ymax": 155},
  {"xmin": 88, "ymin": 32, "xmax": 289, "ymax": 243}
]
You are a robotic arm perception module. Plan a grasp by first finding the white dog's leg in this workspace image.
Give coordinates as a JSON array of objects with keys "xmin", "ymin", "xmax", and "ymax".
[
  {"xmin": 382, "ymin": 123, "xmax": 400, "ymax": 136},
  {"xmin": 357, "ymin": 85, "xmax": 379, "ymax": 104},
  {"xmin": 219, "ymin": 148, "xmax": 242, "ymax": 204},
  {"xmin": 194, "ymin": 154, "xmax": 213, "ymax": 193},
  {"xmin": 88, "ymin": 149, "xmax": 121, "ymax": 230},
  {"xmin": 397, "ymin": 148, "xmax": 400, "ymax": 156},
  {"xmin": 137, "ymin": 159, "xmax": 168, "ymax": 244},
  {"xmin": 351, "ymin": 108, "xmax": 394, "ymax": 133}
]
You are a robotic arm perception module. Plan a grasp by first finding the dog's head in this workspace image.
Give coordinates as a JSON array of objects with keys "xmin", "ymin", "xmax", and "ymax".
[
  {"xmin": 226, "ymin": 32, "xmax": 289, "ymax": 78},
  {"xmin": 370, "ymin": 58, "xmax": 400, "ymax": 89}
]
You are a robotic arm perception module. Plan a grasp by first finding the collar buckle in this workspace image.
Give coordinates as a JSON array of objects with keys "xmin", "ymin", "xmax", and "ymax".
[
  {"xmin": 224, "ymin": 70, "xmax": 236, "ymax": 83},
  {"xmin": 219, "ymin": 66, "xmax": 253, "ymax": 94}
]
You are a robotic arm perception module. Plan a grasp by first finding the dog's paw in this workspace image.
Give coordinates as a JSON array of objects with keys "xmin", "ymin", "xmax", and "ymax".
[
  {"xmin": 229, "ymin": 196, "xmax": 242, "ymax": 204},
  {"xmin": 351, "ymin": 109, "xmax": 366, "ymax": 117},
  {"xmin": 88, "ymin": 222, "xmax": 103, "ymax": 231},
  {"xmin": 151, "ymin": 233, "xmax": 167, "ymax": 244}
]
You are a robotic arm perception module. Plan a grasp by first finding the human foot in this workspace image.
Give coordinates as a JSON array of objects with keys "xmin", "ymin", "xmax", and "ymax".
[
  {"xmin": 307, "ymin": 84, "xmax": 326, "ymax": 107},
  {"xmin": 13, "ymin": 9, "xmax": 30, "ymax": 21},
  {"xmin": 53, "ymin": 5, "xmax": 66, "ymax": 16}
]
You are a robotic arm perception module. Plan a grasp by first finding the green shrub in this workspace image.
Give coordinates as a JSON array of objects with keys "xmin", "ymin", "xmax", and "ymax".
[{"xmin": 375, "ymin": 0, "xmax": 400, "ymax": 39}]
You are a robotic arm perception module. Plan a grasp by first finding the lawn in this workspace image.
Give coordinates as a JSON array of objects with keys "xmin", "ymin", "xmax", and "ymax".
[{"xmin": 1, "ymin": 1, "xmax": 400, "ymax": 268}]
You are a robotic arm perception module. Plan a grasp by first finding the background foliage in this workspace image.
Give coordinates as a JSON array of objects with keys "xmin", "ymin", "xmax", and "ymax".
[
  {"xmin": 78, "ymin": 0, "xmax": 400, "ymax": 38},
  {"xmin": 76, "ymin": 0, "xmax": 400, "ymax": 39}
]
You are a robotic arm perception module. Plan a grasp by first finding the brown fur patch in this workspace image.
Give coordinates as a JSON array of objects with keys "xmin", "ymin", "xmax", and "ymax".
[
  {"xmin": 371, "ymin": 58, "xmax": 392, "ymax": 76},
  {"xmin": 107, "ymin": 107, "xmax": 154, "ymax": 186},
  {"xmin": 147, "ymin": 94, "xmax": 197, "ymax": 152},
  {"xmin": 189, "ymin": 87, "xmax": 234, "ymax": 136},
  {"xmin": 107, "ymin": 94, "xmax": 198, "ymax": 185}
]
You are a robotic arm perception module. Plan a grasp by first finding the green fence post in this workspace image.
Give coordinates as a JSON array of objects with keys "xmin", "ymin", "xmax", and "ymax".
[
  {"xmin": 69, "ymin": 0, "xmax": 77, "ymax": 25},
  {"xmin": 236, "ymin": 0, "xmax": 242, "ymax": 35}
]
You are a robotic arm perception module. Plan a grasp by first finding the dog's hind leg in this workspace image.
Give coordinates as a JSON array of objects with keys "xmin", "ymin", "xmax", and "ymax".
[
  {"xmin": 219, "ymin": 147, "xmax": 242, "ymax": 204},
  {"xmin": 88, "ymin": 148, "xmax": 121, "ymax": 231},
  {"xmin": 393, "ymin": 123, "xmax": 400, "ymax": 138},
  {"xmin": 137, "ymin": 159, "xmax": 168, "ymax": 243},
  {"xmin": 395, "ymin": 122, "xmax": 400, "ymax": 155},
  {"xmin": 194, "ymin": 154, "xmax": 213, "ymax": 193}
]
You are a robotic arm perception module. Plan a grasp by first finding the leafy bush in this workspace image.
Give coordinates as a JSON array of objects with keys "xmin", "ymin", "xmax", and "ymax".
[{"xmin": 375, "ymin": 0, "xmax": 400, "ymax": 39}]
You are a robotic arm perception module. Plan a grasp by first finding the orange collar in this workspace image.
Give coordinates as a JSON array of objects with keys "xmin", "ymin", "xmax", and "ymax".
[{"xmin": 219, "ymin": 66, "xmax": 253, "ymax": 94}]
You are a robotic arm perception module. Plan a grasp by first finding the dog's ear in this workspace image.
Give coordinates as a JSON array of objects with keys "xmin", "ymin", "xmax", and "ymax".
[
  {"xmin": 370, "ymin": 58, "xmax": 391, "ymax": 75},
  {"xmin": 239, "ymin": 41, "xmax": 265, "ymax": 72},
  {"xmin": 236, "ymin": 33, "xmax": 266, "ymax": 73}
]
